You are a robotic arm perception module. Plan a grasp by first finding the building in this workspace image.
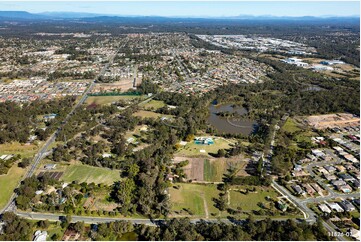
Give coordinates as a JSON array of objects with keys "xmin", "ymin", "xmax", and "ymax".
[
  {"xmin": 327, "ymin": 202, "xmax": 344, "ymax": 212},
  {"xmin": 339, "ymin": 185, "xmax": 352, "ymax": 193},
  {"xmin": 338, "ymin": 173, "xmax": 355, "ymax": 182},
  {"xmin": 281, "ymin": 57, "xmax": 309, "ymax": 67},
  {"xmin": 312, "ymin": 65, "xmax": 334, "ymax": 71},
  {"xmin": 302, "ymin": 184, "xmax": 316, "ymax": 196},
  {"xmin": 318, "ymin": 204, "xmax": 331, "ymax": 213},
  {"xmin": 332, "ymin": 179, "xmax": 346, "ymax": 187},
  {"xmin": 320, "ymin": 60, "xmax": 345, "ymax": 65},
  {"xmin": 62, "ymin": 228, "xmax": 80, "ymax": 241},
  {"xmin": 43, "ymin": 113, "xmax": 57, "ymax": 122},
  {"xmin": 44, "ymin": 164, "xmax": 57, "ymax": 170},
  {"xmin": 194, "ymin": 137, "xmax": 214, "ymax": 145},
  {"xmin": 324, "ymin": 165, "xmax": 336, "ymax": 173},
  {"xmin": 33, "ymin": 230, "xmax": 47, "ymax": 241},
  {"xmin": 292, "ymin": 185, "xmax": 304, "ymax": 195},
  {"xmin": 339, "ymin": 200, "xmax": 356, "ymax": 212}
]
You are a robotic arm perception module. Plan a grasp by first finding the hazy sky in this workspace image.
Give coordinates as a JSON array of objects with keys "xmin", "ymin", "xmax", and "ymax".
[{"xmin": 0, "ymin": 1, "xmax": 359, "ymax": 17}]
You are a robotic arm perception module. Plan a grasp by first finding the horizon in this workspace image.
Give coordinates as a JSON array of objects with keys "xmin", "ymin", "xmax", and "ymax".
[{"xmin": 0, "ymin": 1, "xmax": 359, "ymax": 18}]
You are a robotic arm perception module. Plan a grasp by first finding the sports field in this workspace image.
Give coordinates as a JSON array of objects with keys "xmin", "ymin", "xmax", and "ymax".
[{"xmin": 62, "ymin": 164, "xmax": 121, "ymax": 185}]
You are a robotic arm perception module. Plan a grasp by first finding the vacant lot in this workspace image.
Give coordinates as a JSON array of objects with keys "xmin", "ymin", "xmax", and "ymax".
[
  {"xmin": 282, "ymin": 118, "xmax": 301, "ymax": 133},
  {"xmin": 173, "ymin": 157, "xmax": 205, "ymax": 181},
  {"xmin": 133, "ymin": 110, "xmax": 172, "ymax": 119},
  {"xmin": 175, "ymin": 137, "xmax": 235, "ymax": 157},
  {"xmin": 0, "ymin": 142, "xmax": 40, "ymax": 158},
  {"xmin": 305, "ymin": 113, "xmax": 360, "ymax": 130},
  {"xmin": 139, "ymin": 100, "xmax": 165, "ymax": 110},
  {"xmin": 0, "ymin": 164, "xmax": 26, "ymax": 210},
  {"xmin": 229, "ymin": 186, "xmax": 278, "ymax": 212},
  {"xmin": 86, "ymin": 95, "xmax": 143, "ymax": 105},
  {"xmin": 62, "ymin": 164, "xmax": 121, "ymax": 185},
  {"xmin": 174, "ymin": 154, "xmax": 248, "ymax": 182},
  {"xmin": 169, "ymin": 183, "xmax": 220, "ymax": 217}
]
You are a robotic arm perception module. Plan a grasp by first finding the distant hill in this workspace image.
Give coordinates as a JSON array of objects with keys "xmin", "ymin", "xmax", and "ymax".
[
  {"xmin": 0, "ymin": 11, "xmax": 48, "ymax": 20},
  {"xmin": 0, "ymin": 11, "xmax": 358, "ymax": 23}
]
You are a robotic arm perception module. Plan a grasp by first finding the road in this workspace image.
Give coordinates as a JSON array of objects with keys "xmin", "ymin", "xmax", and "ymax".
[
  {"xmin": 0, "ymin": 50, "xmax": 119, "ymax": 215},
  {"xmin": 16, "ymin": 210, "xmax": 297, "ymax": 226}
]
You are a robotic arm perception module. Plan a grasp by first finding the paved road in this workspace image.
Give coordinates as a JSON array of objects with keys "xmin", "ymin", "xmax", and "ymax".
[
  {"xmin": 16, "ymin": 211, "xmax": 297, "ymax": 226},
  {"xmin": 0, "ymin": 50, "xmax": 118, "ymax": 215}
]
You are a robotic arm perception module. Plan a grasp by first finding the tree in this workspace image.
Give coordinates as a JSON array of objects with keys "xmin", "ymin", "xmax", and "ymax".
[{"xmin": 217, "ymin": 149, "xmax": 226, "ymax": 157}]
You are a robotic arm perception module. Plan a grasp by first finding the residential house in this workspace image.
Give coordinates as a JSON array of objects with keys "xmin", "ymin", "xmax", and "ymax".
[
  {"xmin": 339, "ymin": 200, "xmax": 356, "ymax": 212},
  {"xmin": 324, "ymin": 165, "xmax": 336, "ymax": 173},
  {"xmin": 318, "ymin": 204, "xmax": 331, "ymax": 213},
  {"xmin": 292, "ymin": 185, "xmax": 304, "ymax": 195},
  {"xmin": 339, "ymin": 185, "xmax": 352, "ymax": 193},
  {"xmin": 327, "ymin": 202, "xmax": 344, "ymax": 212},
  {"xmin": 338, "ymin": 173, "xmax": 355, "ymax": 182},
  {"xmin": 332, "ymin": 179, "xmax": 346, "ymax": 187}
]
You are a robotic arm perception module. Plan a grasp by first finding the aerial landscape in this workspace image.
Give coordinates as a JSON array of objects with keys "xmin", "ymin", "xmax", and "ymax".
[{"xmin": 0, "ymin": 1, "xmax": 360, "ymax": 241}]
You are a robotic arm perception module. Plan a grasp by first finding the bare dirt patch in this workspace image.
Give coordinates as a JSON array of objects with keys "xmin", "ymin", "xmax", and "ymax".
[{"xmin": 304, "ymin": 113, "xmax": 359, "ymax": 130}]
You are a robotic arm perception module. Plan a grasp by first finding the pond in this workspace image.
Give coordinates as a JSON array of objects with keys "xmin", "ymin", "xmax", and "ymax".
[{"xmin": 208, "ymin": 102, "xmax": 258, "ymax": 135}]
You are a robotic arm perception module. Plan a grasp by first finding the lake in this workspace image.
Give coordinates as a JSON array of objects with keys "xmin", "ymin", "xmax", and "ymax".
[{"xmin": 208, "ymin": 103, "xmax": 258, "ymax": 135}]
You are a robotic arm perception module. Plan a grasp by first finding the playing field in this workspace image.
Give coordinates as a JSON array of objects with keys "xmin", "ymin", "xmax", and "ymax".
[
  {"xmin": 0, "ymin": 164, "xmax": 26, "ymax": 210},
  {"xmin": 85, "ymin": 95, "xmax": 144, "ymax": 105},
  {"xmin": 62, "ymin": 164, "xmax": 121, "ymax": 185},
  {"xmin": 169, "ymin": 183, "xmax": 220, "ymax": 217}
]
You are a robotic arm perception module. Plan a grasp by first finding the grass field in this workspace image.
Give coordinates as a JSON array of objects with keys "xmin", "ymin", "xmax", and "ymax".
[
  {"xmin": 139, "ymin": 100, "xmax": 165, "ymax": 110},
  {"xmin": 0, "ymin": 164, "xmax": 26, "ymax": 210},
  {"xmin": 203, "ymin": 159, "xmax": 228, "ymax": 182},
  {"xmin": 175, "ymin": 137, "xmax": 234, "ymax": 157},
  {"xmin": 0, "ymin": 142, "xmax": 40, "ymax": 158},
  {"xmin": 62, "ymin": 164, "xmax": 121, "ymax": 185},
  {"xmin": 133, "ymin": 110, "xmax": 172, "ymax": 119},
  {"xmin": 169, "ymin": 183, "xmax": 220, "ymax": 217},
  {"xmin": 282, "ymin": 118, "xmax": 301, "ymax": 133},
  {"xmin": 85, "ymin": 95, "xmax": 144, "ymax": 105},
  {"xmin": 229, "ymin": 186, "xmax": 278, "ymax": 212}
]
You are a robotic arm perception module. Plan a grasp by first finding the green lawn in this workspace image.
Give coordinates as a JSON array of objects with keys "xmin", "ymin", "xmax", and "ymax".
[
  {"xmin": 0, "ymin": 164, "xmax": 26, "ymax": 210},
  {"xmin": 176, "ymin": 137, "xmax": 234, "ymax": 157},
  {"xmin": 169, "ymin": 183, "xmax": 220, "ymax": 217},
  {"xmin": 85, "ymin": 95, "xmax": 144, "ymax": 105},
  {"xmin": 62, "ymin": 164, "xmax": 121, "ymax": 185},
  {"xmin": 282, "ymin": 118, "xmax": 301, "ymax": 133},
  {"xmin": 229, "ymin": 186, "xmax": 279, "ymax": 212},
  {"xmin": 204, "ymin": 159, "xmax": 228, "ymax": 182},
  {"xmin": 139, "ymin": 100, "xmax": 165, "ymax": 110}
]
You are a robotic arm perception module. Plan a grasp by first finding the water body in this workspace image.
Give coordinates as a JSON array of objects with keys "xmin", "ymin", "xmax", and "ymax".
[{"xmin": 208, "ymin": 103, "xmax": 258, "ymax": 135}]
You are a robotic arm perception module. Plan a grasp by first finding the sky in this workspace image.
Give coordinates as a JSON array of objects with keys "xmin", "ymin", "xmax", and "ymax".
[{"xmin": 0, "ymin": 1, "xmax": 359, "ymax": 17}]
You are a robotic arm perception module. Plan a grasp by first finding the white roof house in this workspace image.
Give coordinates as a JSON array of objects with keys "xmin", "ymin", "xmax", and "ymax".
[
  {"xmin": 318, "ymin": 204, "xmax": 331, "ymax": 213},
  {"xmin": 33, "ymin": 230, "xmax": 47, "ymax": 241},
  {"xmin": 327, "ymin": 202, "xmax": 344, "ymax": 212}
]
